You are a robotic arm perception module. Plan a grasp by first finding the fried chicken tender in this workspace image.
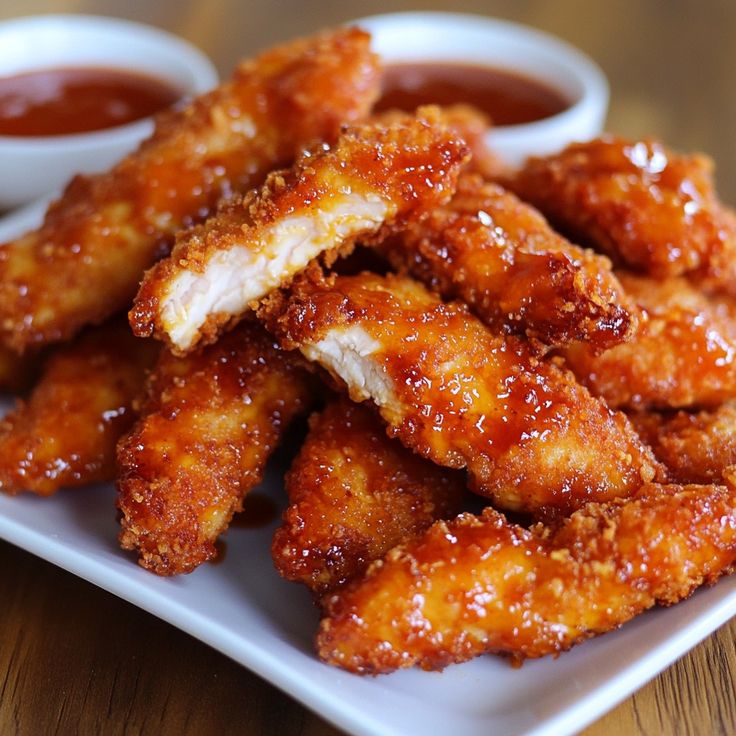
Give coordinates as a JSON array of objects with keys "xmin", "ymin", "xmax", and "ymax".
[
  {"xmin": 386, "ymin": 173, "xmax": 635, "ymax": 349},
  {"xmin": 264, "ymin": 272, "xmax": 661, "ymax": 515},
  {"xmin": 273, "ymin": 398, "xmax": 465, "ymax": 596},
  {"xmin": 130, "ymin": 108, "xmax": 470, "ymax": 354},
  {"xmin": 630, "ymin": 402, "xmax": 736, "ymax": 484},
  {"xmin": 563, "ymin": 273, "xmax": 736, "ymax": 409},
  {"xmin": 0, "ymin": 28, "xmax": 380, "ymax": 353},
  {"xmin": 510, "ymin": 136, "xmax": 736, "ymax": 285},
  {"xmin": 117, "ymin": 320, "xmax": 314, "ymax": 575},
  {"xmin": 0, "ymin": 321, "xmax": 157, "ymax": 495},
  {"xmin": 317, "ymin": 482, "xmax": 736, "ymax": 673}
]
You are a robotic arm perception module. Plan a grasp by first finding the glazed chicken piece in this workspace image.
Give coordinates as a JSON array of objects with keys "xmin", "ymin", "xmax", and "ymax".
[
  {"xmin": 386, "ymin": 173, "xmax": 636, "ymax": 350},
  {"xmin": 509, "ymin": 136, "xmax": 736, "ymax": 286},
  {"xmin": 630, "ymin": 402, "xmax": 736, "ymax": 484},
  {"xmin": 0, "ymin": 28, "xmax": 380, "ymax": 352},
  {"xmin": 273, "ymin": 397, "xmax": 465, "ymax": 597},
  {"xmin": 117, "ymin": 320, "xmax": 313, "ymax": 575},
  {"xmin": 318, "ymin": 482, "xmax": 736, "ymax": 673},
  {"xmin": 264, "ymin": 272, "xmax": 661, "ymax": 516},
  {"xmin": 0, "ymin": 321, "xmax": 157, "ymax": 495},
  {"xmin": 563, "ymin": 273, "xmax": 736, "ymax": 409},
  {"xmin": 130, "ymin": 108, "xmax": 469, "ymax": 354}
]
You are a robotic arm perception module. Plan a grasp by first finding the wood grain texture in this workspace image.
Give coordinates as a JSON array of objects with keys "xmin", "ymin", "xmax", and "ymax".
[{"xmin": 0, "ymin": 1, "xmax": 735, "ymax": 735}]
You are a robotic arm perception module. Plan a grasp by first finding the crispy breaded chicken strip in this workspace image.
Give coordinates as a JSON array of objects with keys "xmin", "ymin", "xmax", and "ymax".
[
  {"xmin": 630, "ymin": 402, "xmax": 736, "ymax": 484},
  {"xmin": 0, "ymin": 321, "xmax": 157, "ymax": 495},
  {"xmin": 130, "ymin": 109, "xmax": 470, "ymax": 354},
  {"xmin": 117, "ymin": 320, "xmax": 313, "ymax": 575},
  {"xmin": 317, "ymin": 482, "xmax": 736, "ymax": 673},
  {"xmin": 509, "ymin": 136, "xmax": 736, "ymax": 285},
  {"xmin": 386, "ymin": 173, "xmax": 636, "ymax": 349},
  {"xmin": 563, "ymin": 273, "xmax": 736, "ymax": 409},
  {"xmin": 265, "ymin": 272, "xmax": 661, "ymax": 515},
  {"xmin": 273, "ymin": 397, "xmax": 465, "ymax": 597},
  {"xmin": 0, "ymin": 28, "xmax": 380, "ymax": 353}
]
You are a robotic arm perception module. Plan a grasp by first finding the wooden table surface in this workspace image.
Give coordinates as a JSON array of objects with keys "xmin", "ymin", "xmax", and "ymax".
[{"xmin": 1, "ymin": 1, "xmax": 735, "ymax": 734}]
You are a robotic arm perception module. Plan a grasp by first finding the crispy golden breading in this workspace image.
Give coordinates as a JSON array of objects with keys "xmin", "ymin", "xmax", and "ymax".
[
  {"xmin": 386, "ymin": 173, "xmax": 635, "ymax": 349},
  {"xmin": 630, "ymin": 402, "xmax": 736, "ymax": 484},
  {"xmin": 509, "ymin": 136, "xmax": 736, "ymax": 285},
  {"xmin": 273, "ymin": 397, "xmax": 465, "ymax": 596},
  {"xmin": 0, "ymin": 28, "xmax": 380, "ymax": 353},
  {"xmin": 372, "ymin": 104, "xmax": 505, "ymax": 180},
  {"xmin": 130, "ymin": 108, "xmax": 470, "ymax": 355},
  {"xmin": 117, "ymin": 320, "xmax": 314, "ymax": 575},
  {"xmin": 0, "ymin": 322, "xmax": 157, "ymax": 495},
  {"xmin": 317, "ymin": 482, "xmax": 736, "ymax": 673},
  {"xmin": 264, "ymin": 272, "xmax": 661, "ymax": 515},
  {"xmin": 563, "ymin": 273, "xmax": 736, "ymax": 409}
]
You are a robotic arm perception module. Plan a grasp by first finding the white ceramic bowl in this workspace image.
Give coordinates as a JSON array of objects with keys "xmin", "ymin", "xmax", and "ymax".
[
  {"xmin": 356, "ymin": 12, "xmax": 609, "ymax": 167},
  {"xmin": 0, "ymin": 15, "xmax": 218, "ymax": 210}
]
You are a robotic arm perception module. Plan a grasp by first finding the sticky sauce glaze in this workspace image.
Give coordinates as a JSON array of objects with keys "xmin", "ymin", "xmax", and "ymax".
[
  {"xmin": 375, "ymin": 63, "xmax": 569, "ymax": 126},
  {"xmin": 0, "ymin": 67, "xmax": 180, "ymax": 136}
]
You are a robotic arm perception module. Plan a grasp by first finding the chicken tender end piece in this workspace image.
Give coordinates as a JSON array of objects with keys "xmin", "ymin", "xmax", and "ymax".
[
  {"xmin": 273, "ymin": 398, "xmax": 465, "ymax": 596},
  {"xmin": 387, "ymin": 173, "xmax": 637, "ymax": 350}
]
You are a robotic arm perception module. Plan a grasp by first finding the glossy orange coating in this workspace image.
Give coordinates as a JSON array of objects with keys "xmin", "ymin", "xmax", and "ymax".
[
  {"xmin": 630, "ymin": 402, "xmax": 736, "ymax": 484},
  {"xmin": 265, "ymin": 271, "xmax": 662, "ymax": 515},
  {"xmin": 386, "ymin": 173, "xmax": 636, "ymax": 349},
  {"xmin": 0, "ymin": 321, "xmax": 157, "ymax": 495},
  {"xmin": 0, "ymin": 28, "xmax": 380, "ymax": 353},
  {"xmin": 117, "ymin": 320, "xmax": 314, "ymax": 576},
  {"xmin": 317, "ymin": 482, "xmax": 736, "ymax": 673},
  {"xmin": 371, "ymin": 104, "xmax": 506, "ymax": 180},
  {"xmin": 273, "ymin": 397, "xmax": 465, "ymax": 597},
  {"xmin": 130, "ymin": 107, "xmax": 470, "ymax": 354},
  {"xmin": 509, "ymin": 136, "xmax": 736, "ymax": 284},
  {"xmin": 563, "ymin": 272, "xmax": 736, "ymax": 409}
]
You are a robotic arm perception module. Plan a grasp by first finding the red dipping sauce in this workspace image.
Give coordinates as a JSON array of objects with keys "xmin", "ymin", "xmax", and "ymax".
[
  {"xmin": 0, "ymin": 67, "xmax": 181, "ymax": 137},
  {"xmin": 375, "ymin": 63, "xmax": 569, "ymax": 126}
]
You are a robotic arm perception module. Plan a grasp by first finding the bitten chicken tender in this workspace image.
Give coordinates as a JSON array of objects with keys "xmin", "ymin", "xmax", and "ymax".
[
  {"xmin": 273, "ymin": 397, "xmax": 465, "ymax": 596},
  {"xmin": 130, "ymin": 108, "xmax": 470, "ymax": 354},
  {"xmin": 317, "ymin": 482, "xmax": 736, "ymax": 673},
  {"xmin": 563, "ymin": 273, "xmax": 736, "ymax": 409},
  {"xmin": 0, "ymin": 321, "xmax": 157, "ymax": 495},
  {"xmin": 0, "ymin": 28, "xmax": 380, "ymax": 352},
  {"xmin": 630, "ymin": 402, "xmax": 736, "ymax": 484},
  {"xmin": 386, "ymin": 173, "xmax": 635, "ymax": 349},
  {"xmin": 264, "ymin": 272, "xmax": 661, "ymax": 515},
  {"xmin": 509, "ymin": 136, "xmax": 736, "ymax": 285},
  {"xmin": 117, "ymin": 320, "xmax": 313, "ymax": 575}
]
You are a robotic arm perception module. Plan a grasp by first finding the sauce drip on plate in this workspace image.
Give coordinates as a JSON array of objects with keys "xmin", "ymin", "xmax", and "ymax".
[
  {"xmin": 375, "ymin": 63, "xmax": 569, "ymax": 126},
  {"xmin": 0, "ymin": 67, "xmax": 181, "ymax": 137}
]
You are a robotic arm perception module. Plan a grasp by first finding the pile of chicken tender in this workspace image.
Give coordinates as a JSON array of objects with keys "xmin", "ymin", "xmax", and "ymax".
[{"xmin": 2, "ymin": 27, "xmax": 736, "ymax": 675}]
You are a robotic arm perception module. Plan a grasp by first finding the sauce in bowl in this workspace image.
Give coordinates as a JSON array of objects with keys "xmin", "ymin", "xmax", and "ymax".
[
  {"xmin": 375, "ymin": 62, "xmax": 569, "ymax": 126},
  {"xmin": 0, "ymin": 67, "xmax": 181, "ymax": 137}
]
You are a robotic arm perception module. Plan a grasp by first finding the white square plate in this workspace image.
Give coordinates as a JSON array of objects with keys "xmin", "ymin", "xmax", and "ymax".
[{"xmin": 1, "ymin": 201, "xmax": 735, "ymax": 736}]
